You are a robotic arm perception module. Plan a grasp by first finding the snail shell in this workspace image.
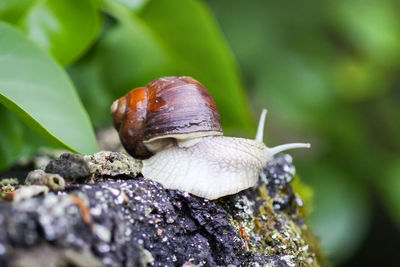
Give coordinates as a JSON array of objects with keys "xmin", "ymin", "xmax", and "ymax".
[{"xmin": 111, "ymin": 76, "xmax": 223, "ymax": 159}]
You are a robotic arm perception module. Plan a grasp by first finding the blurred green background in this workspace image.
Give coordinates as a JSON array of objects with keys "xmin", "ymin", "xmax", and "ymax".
[
  {"xmin": 208, "ymin": 0, "xmax": 400, "ymax": 265},
  {"xmin": 1, "ymin": 0, "xmax": 400, "ymax": 265}
]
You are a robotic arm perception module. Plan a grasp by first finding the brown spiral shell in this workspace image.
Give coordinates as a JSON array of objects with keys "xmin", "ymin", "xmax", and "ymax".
[{"xmin": 111, "ymin": 76, "xmax": 223, "ymax": 159}]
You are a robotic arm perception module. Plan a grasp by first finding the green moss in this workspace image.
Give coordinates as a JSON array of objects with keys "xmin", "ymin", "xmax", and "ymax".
[
  {"xmin": 292, "ymin": 175, "xmax": 314, "ymax": 217},
  {"xmin": 227, "ymin": 179, "xmax": 322, "ymax": 266}
]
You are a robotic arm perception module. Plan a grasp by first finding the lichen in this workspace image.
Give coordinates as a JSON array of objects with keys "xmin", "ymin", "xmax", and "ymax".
[
  {"xmin": 0, "ymin": 178, "xmax": 19, "ymax": 187},
  {"xmin": 83, "ymin": 151, "xmax": 142, "ymax": 178},
  {"xmin": 0, "ymin": 178, "xmax": 19, "ymax": 199}
]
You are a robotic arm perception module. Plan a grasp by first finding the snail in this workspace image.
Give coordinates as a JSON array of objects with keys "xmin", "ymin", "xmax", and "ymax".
[{"xmin": 111, "ymin": 76, "xmax": 310, "ymax": 199}]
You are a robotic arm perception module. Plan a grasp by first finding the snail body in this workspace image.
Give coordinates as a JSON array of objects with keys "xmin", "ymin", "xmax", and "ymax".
[
  {"xmin": 112, "ymin": 76, "xmax": 310, "ymax": 199},
  {"xmin": 142, "ymin": 136, "xmax": 268, "ymax": 199}
]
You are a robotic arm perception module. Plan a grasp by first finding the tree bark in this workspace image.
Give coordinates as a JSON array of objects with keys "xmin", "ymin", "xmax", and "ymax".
[{"xmin": 0, "ymin": 151, "xmax": 322, "ymax": 266}]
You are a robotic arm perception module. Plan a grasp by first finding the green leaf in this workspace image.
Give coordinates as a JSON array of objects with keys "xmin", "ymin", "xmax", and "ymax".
[
  {"xmin": 17, "ymin": 0, "xmax": 101, "ymax": 65},
  {"xmin": 113, "ymin": 0, "xmax": 149, "ymax": 11},
  {"xmin": 0, "ymin": 0, "xmax": 34, "ymax": 24},
  {"xmin": 0, "ymin": 22, "xmax": 98, "ymax": 154},
  {"xmin": 0, "ymin": 105, "xmax": 24, "ymax": 171},
  {"xmin": 97, "ymin": 6, "xmax": 178, "ymax": 99},
  {"xmin": 67, "ymin": 54, "xmax": 114, "ymax": 128},
  {"xmin": 0, "ymin": 104, "xmax": 60, "ymax": 172}
]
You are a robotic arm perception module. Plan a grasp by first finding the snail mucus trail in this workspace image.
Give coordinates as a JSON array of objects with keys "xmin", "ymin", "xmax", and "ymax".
[{"xmin": 111, "ymin": 76, "xmax": 310, "ymax": 199}]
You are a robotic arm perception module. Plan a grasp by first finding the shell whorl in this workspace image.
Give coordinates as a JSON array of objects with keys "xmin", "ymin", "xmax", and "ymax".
[
  {"xmin": 142, "ymin": 136, "xmax": 269, "ymax": 199},
  {"xmin": 111, "ymin": 87, "xmax": 152, "ymax": 159},
  {"xmin": 145, "ymin": 76, "xmax": 222, "ymax": 141}
]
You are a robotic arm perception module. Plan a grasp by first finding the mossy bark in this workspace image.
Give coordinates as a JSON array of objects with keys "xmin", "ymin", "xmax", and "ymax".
[{"xmin": 0, "ymin": 151, "xmax": 322, "ymax": 266}]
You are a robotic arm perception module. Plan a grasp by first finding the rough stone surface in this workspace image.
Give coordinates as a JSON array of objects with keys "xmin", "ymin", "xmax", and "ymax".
[
  {"xmin": 45, "ymin": 153, "xmax": 90, "ymax": 181},
  {"xmin": 262, "ymin": 153, "xmax": 296, "ymax": 186},
  {"xmin": 0, "ymin": 153, "xmax": 321, "ymax": 266}
]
